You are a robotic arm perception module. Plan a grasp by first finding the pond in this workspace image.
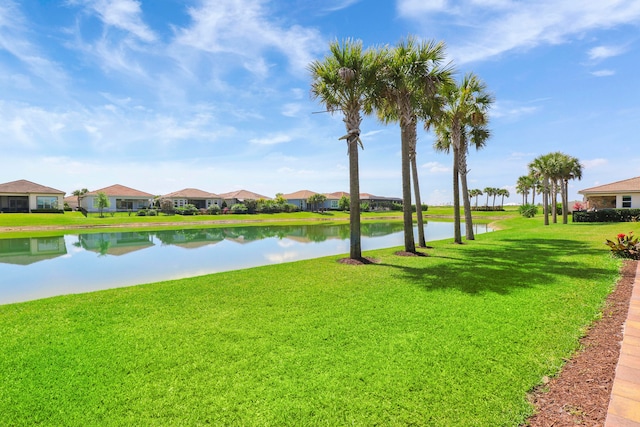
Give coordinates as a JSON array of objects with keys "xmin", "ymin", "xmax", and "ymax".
[{"xmin": 0, "ymin": 222, "xmax": 491, "ymax": 305}]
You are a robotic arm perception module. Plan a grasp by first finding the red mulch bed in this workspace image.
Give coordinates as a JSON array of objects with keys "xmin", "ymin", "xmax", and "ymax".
[{"xmin": 526, "ymin": 259, "xmax": 637, "ymax": 426}]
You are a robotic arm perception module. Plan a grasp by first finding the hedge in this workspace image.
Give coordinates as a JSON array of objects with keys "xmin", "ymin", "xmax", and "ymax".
[{"xmin": 572, "ymin": 209, "xmax": 640, "ymax": 223}]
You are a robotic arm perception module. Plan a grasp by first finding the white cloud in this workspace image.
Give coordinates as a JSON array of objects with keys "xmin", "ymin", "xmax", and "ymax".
[
  {"xmin": 72, "ymin": 0, "xmax": 156, "ymax": 42},
  {"xmin": 250, "ymin": 133, "xmax": 292, "ymax": 145},
  {"xmin": 588, "ymin": 45, "xmax": 626, "ymax": 61},
  {"xmin": 282, "ymin": 103, "xmax": 302, "ymax": 117},
  {"xmin": 173, "ymin": 0, "xmax": 325, "ymax": 77},
  {"xmin": 591, "ymin": 69, "xmax": 616, "ymax": 77},
  {"xmin": 582, "ymin": 158, "xmax": 608, "ymax": 169},
  {"xmin": 491, "ymin": 102, "xmax": 539, "ymax": 120},
  {"xmin": 422, "ymin": 161, "xmax": 449, "ymax": 173},
  {"xmin": 398, "ymin": 1, "xmax": 640, "ymax": 64}
]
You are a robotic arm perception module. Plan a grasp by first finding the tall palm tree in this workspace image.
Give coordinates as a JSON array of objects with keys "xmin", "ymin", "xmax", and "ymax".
[
  {"xmin": 529, "ymin": 154, "xmax": 555, "ymax": 226},
  {"xmin": 375, "ymin": 37, "xmax": 452, "ymax": 252},
  {"xmin": 432, "ymin": 73, "xmax": 493, "ymax": 242},
  {"xmin": 558, "ymin": 153, "xmax": 583, "ymax": 224},
  {"xmin": 72, "ymin": 188, "xmax": 88, "ymax": 210},
  {"xmin": 516, "ymin": 175, "xmax": 531, "ymax": 205},
  {"xmin": 498, "ymin": 188, "xmax": 510, "ymax": 207},
  {"xmin": 469, "ymin": 188, "xmax": 483, "ymax": 208},
  {"xmin": 310, "ymin": 39, "xmax": 383, "ymax": 260}
]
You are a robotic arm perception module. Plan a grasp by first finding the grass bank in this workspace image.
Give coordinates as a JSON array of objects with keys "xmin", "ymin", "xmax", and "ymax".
[{"xmin": 0, "ymin": 215, "xmax": 631, "ymax": 425}]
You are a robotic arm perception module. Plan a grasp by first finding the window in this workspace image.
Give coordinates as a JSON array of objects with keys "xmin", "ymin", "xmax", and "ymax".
[
  {"xmin": 116, "ymin": 199, "xmax": 133, "ymax": 210},
  {"xmin": 622, "ymin": 195, "xmax": 632, "ymax": 208},
  {"xmin": 331, "ymin": 200, "xmax": 338, "ymax": 209},
  {"xmin": 36, "ymin": 196, "xmax": 58, "ymax": 209}
]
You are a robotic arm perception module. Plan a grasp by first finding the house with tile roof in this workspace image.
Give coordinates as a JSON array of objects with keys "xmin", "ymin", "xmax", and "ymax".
[
  {"xmin": 80, "ymin": 184, "xmax": 154, "ymax": 213},
  {"xmin": 281, "ymin": 190, "xmax": 320, "ymax": 211},
  {"xmin": 0, "ymin": 179, "xmax": 65, "ymax": 213},
  {"xmin": 161, "ymin": 188, "xmax": 222, "ymax": 210},
  {"xmin": 218, "ymin": 189, "xmax": 271, "ymax": 206},
  {"xmin": 578, "ymin": 176, "xmax": 640, "ymax": 209}
]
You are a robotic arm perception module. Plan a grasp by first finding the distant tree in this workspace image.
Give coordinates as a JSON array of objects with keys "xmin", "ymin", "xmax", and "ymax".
[
  {"xmin": 468, "ymin": 189, "xmax": 483, "ymax": 208},
  {"xmin": 159, "ymin": 198, "xmax": 174, "ymax": 215},
  {"xmin": 96, "ymin": 192, "xmax": 110, "ymax": 218},
  {"xmin": 72, "ymin": 188, "xmax": 88, "ymax": 210},
  {"xmin": 338, "ymin": 195, "xmax": 350, "ymax": 211},
  {"xmin": 498, "ymin": 188, "xmax": 510, "ymax": 207},
  {"xmin": 275, "ymin": 193, "xmax": 287, "ymax": 205},
  {"xmin": 307, "ymin": 194, "xmax": 327, "ymax": 212}
]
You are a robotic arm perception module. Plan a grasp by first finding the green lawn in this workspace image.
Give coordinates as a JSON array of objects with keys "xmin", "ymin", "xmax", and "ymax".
[{"xmin": 0, "ymin": 215, "xmax": 632, "ymax": 426}]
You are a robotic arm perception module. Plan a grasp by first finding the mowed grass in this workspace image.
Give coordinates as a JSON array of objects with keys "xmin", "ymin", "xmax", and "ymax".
[{"xmin": 0, "ymin": 217, "xmax": 633, "ymax": 426}]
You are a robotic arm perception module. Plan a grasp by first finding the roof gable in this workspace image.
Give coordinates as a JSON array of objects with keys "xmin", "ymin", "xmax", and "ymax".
[
  {"xmin": 281, "ymin": 190, "xmax": 318, "ymax": 199},
  {"xmin": 0, "ymin": 179, "xmax": 64, "ymax": 194},
  {"xmin": 579, "ymin": 176, "xmax": 640, "ymax": 194},
  {"xmin": 162, "ymin": 188, "xmax": 220, "ymax": 199},
  {"xmin": 85, "ymin": 184, "xmax": 154, "ymax": 198},
  {"xmin": 218, "ymin": 189, "xmax": 271, "ymax": 200}
]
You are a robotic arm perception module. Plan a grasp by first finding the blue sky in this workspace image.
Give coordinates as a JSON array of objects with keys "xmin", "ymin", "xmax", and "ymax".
[{"xmin": 1, "ymin": 0, "xmax": 639, "ymax": 204}]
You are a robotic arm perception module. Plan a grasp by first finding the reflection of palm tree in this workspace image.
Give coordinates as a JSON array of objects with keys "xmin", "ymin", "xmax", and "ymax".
[{"xmin": 97, "ymin": 237, "xmax": 111, "ymax": 256}]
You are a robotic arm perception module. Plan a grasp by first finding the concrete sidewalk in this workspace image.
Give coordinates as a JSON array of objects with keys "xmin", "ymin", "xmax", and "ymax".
[{"xmin": 605, "ymin": 261, "xmax": 640, "ymax": 426}]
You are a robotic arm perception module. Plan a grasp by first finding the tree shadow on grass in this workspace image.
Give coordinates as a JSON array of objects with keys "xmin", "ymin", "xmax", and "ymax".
[{"xmin": 374, "ymin": 238, "xmax": 613, "ymax": 295}]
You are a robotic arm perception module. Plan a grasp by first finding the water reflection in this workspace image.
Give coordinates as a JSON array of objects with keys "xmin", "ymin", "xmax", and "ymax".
[{"xmin": 0, "ymin": 222, "xmax": 488, "ymax": 304}]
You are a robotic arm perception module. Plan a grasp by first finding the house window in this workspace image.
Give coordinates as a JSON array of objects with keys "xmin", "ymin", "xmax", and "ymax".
[
  {"xmin": 331, "ymin": 200, "xmax": 338, "ymax": 209},
  {"xmin": 622, "ymin": 195, "xmax": 632, "ymax": 208},
  {"xmin": 36, "ymin": 196, "xmax": 58, "ymax": 209},
  {"xmin": 116, "ymin": 199, "xmax": 133, "ymax": 210}
]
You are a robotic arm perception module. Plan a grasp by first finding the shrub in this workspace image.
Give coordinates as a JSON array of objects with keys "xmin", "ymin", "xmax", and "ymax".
[
  {"xmin": 360, "ymin": 202, "xmax": 370, "ymax": 212},
  {"xmin": 573, "ymin": 209, "xmax": 640, "ymax": 223},
  {"xmin": 411, "ymin": 204, "xmax": 429, "ymax": 213},
  {"xmin": 176, "ymin": 204, "xmax": 198, "ymax": 215},
  {"xmin": 207, "ymin": 204, "xmax": 221, "ymax": 215},
  {"xmin": 605, "ymin": 232, "xmax": 640, "ymax": 259},
  {"xmin": 518, "ymin": 204, "xmax": 538, "ymax": 218},
  {"xmin": 137, "ymin": 210, "xmax": 147, "ymax": 216},
  {"xmin": 230, "ymin": 204, "xmax": 248, "ymax": 214},
  {"xmin": 159, "ymin": 199, "xmax": 175, "ymax": 215},
  {"xmin": 147, "ymin": 209, "xmax": 157, "ymax": 216},
  {"xmin": 338, "ymin": 195, "xmax": 349, "ymax": 211},
  {"xmin": 391, "ymin": 202, "xmax": 403, "ymax": 211}
]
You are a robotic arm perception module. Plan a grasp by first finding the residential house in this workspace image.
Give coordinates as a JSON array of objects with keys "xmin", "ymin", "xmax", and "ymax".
[
  {"xmin": 81, "ymin": 184, "xmax": 154, "ymax": 213},
  {"xmin": 281, "ymin": 190, "xmax": 319, "ymax": 211},
  {"xmin": 578, "ymin": 176, "xmax": 640, "ymax": 209},
  {"xmin": 218, "ymin": 189, "xmax": 271, "ymax": 207},
  {"xmin": 360, "ymin": 193, "xmax": 403, "ymax": 210},
  {"xmin": 324, "ymin": 191, "xmax": 349, "ymax": 210},
  {"xmin": 161, "ymin": 188, "xmax": 222, "ymax": 210},
  {"xmin": 0, "ymin": 179, "xmax": 65, "ymax": 213}
]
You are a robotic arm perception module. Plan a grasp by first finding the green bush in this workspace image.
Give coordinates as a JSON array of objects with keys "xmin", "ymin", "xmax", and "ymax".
[
  {"xmin": 207, "ymin": 204, "xmax": 221, "ymax": 215},
  {"xmin": 175, "ymin": 204, "xmax": 198, "ymax": 216},
  {"xmin": 360, "ymin": 202, "xmax": 370, "ymax": 212},
  {"xmin": 147, "ymin": 210, "xmax": 157, "ymax": 216},
  {"xmin": 136, "ymin": 210, "xmax": 147, "ymax": 216},
  {"xmin": 518, "ymin": 204, "xmax": 538, "ymax": 218},
  {"xmin": 411, "ymin": 204, "xmax": 429, "ymax": 213},
  {"xmin": 573, "ymin": 209, "xmax": 640, "ymax": 223},
  {"xmin": 230, "ymin": 204, "xmax": 248, "ymax": 214},
  {"xmin": 391, "ymin": 202, "xmax": 403, "ymax": 211}
]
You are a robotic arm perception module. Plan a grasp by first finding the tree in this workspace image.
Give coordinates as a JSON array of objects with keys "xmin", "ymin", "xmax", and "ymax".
[
  {"xmin": 307, "ymin": 194, "xmax": 327, "ymax": 212},
  {"xmin": 310, "ymin": 39, "xmax": 383, "ymax": 260},
  {"xmin": 469, "ymin": 189, "xmax": 483, "ymax": 208},
  {"xmin": 72, "ymin": 188, "xmax": 88, "ymax": 210},
  {"xmin": 516, "ymin": 175, "xmax": 532, "ymax": 205},
  {"xmin": 338, "ymin": 195, "xmax": 350, "ymax": 211},
  {"xmin": 529, "ymin": 154, "xmax": 554, "ymax": 226},
  {"xmin": 498, "ymin": 188, "xmax": 510, "ymax": 207},
  {"xmin": 432, "ymin": 73, "xmax": 492, "ymax": 242},
  {"xmin": 96, "ymin": 192, "xmax": 110, "ymax": 218},
  {"xmin": 376, "ymin": 37, "xmax": 452, "ymax": 250}
]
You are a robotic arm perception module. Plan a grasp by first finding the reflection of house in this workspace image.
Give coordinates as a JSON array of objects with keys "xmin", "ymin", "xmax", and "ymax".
[
  {"xmin": 154, "ymin": 229, "xmax": 224, "ymax": 249},
  {"xmin": 81, "ymin": 184, "xmax": 154, "ymax": 212},
  {"xmin": 161, "ymin": 188, "xmax": 222, "ymax": 210},
  {"xmin": 77, "ymin": 232, "xmax": 154, "ymax": 256},
  {"xmin": 0, "ymin": 179, "xmax": 65, "ymax": 213},
  {"xmin": 218, "ymin": 189, "xmax": 271, "ymax": 206},
  {"xmin": 578, "ymin": 177, "xmax": 640, "ymax": 209},
  {"xmin": 0, "ymin": 236, "xmax": 67, "ymax": 265}
]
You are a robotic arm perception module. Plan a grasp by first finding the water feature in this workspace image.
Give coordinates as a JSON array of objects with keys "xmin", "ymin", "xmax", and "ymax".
[{"xmin": 0, "ymin": 222, "xmax": 490, "ymax": 304}]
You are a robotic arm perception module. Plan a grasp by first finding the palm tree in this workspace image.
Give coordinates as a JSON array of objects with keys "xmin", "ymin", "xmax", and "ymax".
[
  {"xmin": 310, "ymin": 39, "xmax": 383, "ymax": 260},
  {"xmin": 431, "ymin": 73, "xmax": 493, "ymax": 242},
  {"xmin": 516, "ymin": 176, "xmax": 531, "ymax": 205},
  {"xmin": 375, "ymin": 37, "xmax": 452, "ymax": 251},
  {"xmin": 529, "ymin": 154, "xmax": 554, "ymax": 226},
  {"xmin": 557, "ymin": 153, "xmax": 583, "ymax": 224},
  {"xmin": 498, "ymin": 188, "xmax": 510, "ymax": 207},
  {"xmin": 469, "ymin": 189, "xmax": 483, "ymax": 208},
  {"xmin": 72, "ymin": 188, "xmax": 88, "ymax": 210}
]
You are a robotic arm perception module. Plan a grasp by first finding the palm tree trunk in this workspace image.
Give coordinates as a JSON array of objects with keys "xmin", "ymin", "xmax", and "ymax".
[
  {"xmin": 458, "ymin": 144, "xmax": 474, "ymax": 240},
  {"xmin": 552, "ymin": 180, "xmax": 558, "ymax": 224},
  {"xmin": 400, "ymin": 110, "xmax": 416, "ymax": 253},
  {"xmin": 562, "ymin": 178, "xmax": 569, "ymax": 224},
  {"xmin": 543, "ymin": 177, "xmax": 549, "ymax": 226},
  {"xmin": 345, "ymin": 110, "xmax": 362, "ymax": 260},
  {"xmin": 451, "ymin": 126, "xmax": 462, "ymax": 244},
  {"xmin": 409, "ymin": 119, "xmax": 426, "ymax": 248}
]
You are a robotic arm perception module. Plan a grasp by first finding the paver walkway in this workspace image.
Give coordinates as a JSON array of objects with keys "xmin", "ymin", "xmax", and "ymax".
[{"xmin": 606, "ymin": 261, "xmax": 640, "ymax": 426}]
